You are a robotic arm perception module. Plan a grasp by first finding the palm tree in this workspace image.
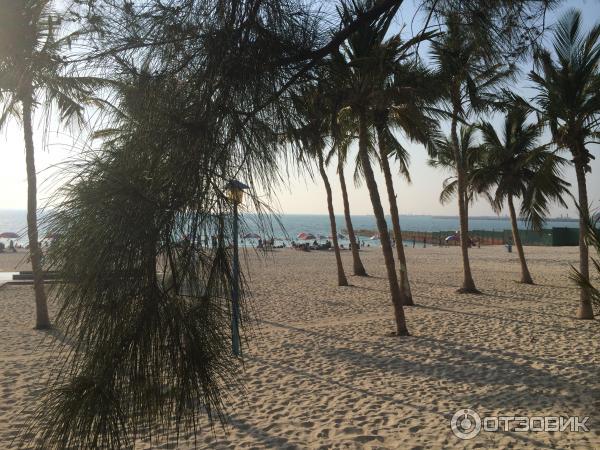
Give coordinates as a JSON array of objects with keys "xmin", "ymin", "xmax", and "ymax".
[
  {"xmin": 291, "ymin": 86, "xmax": 348, "ymax": 286},
  {"xmin": 570, "ymin": 211, "xmax": 600, "ymax": 316},
  {"xmin": 318, "ymin": 151, "xmax": 349, "ymax": 286},
  {"xmin": 0, "ymin": 0, "xmax": 99, "ymax": 329},
  {"xmin": 333, "ymin": 0, "xmax": 410, "ymax": 335},
  {"xmin": 474, "ymin": 100, "xmax": 570, "ymax": 284},
  {"xmin": 332, "ymin": 4, "xmax": 438, "ymax": 306},
  {"xmin": 429, "ymin": 125, "xmax": 485, "ymax": 233},
  {"xmin": 430, "ymin": 12, "xmax": 512, "ymax": 293},
  {"xmin": 333, "ymin": 132, "xmax": 368, "ymax": 276},
  {"xmin": 375, "ymin": 118, "xmax": 415, "ymax": 305},
  {"xmin": 374, "ymin": 60, "xmax": 439, "ymax": 306},
  {"xmin": 529, "ymin": 10, "xmax": 600, "ymax": 319}
]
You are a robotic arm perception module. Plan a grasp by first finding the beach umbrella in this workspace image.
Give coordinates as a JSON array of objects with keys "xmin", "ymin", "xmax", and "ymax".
[
  {"xmin": 328, "ymin": 233, "xmax": 346, "ymax": 240},
  {"xmin": 370, "ymin": 234, "xmax": 380, "ymax": 240},
  {"xmin": 297, "ymin": 232, "xmax": 316, "ymax": 240},
  {"xmin": 445, "ymin": 234, "xmax": 459, "ymax": 242},
  {"xmin": 242, "ymin": 232, "xmax": 260, "ymax": 239},
  {"xmin": 0, "ymin": 232, "xmax": 18, "ymax": 239}
]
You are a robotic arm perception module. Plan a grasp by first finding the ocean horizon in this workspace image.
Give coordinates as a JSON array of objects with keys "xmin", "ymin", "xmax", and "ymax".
[{"xmin": 0, "ymin": 209, "xmax": 579, "ymax": 244}]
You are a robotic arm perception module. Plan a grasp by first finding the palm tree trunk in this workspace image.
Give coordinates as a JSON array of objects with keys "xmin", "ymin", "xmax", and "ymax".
[
  {"xmin": 338, "ymin": 160, "xmax": 367, "ymax": 276},
  {"xmin": 450, "ymin": 110, "xmax": 478, "ymax": 293},
  {"xmin": 376, "ymin": 127, "xmax": 414, "ymax": 306},
  {"xmin": 358, "ymin": 110, "xmax": 409, "ymax": 335},
  {"xmin": 22, "ymin": 91, "xmax": 51, "ymax": 329},
  {"xmin": 573, "ymin": 160, "xmax": 593, "ymax": 319},
  {"xmin": 318, "ymin": 153, "xmax": 348, "ymax": 286},
  {"xmin": 507, "ymin": 195, "xmax": 534, "ymax": 284}
]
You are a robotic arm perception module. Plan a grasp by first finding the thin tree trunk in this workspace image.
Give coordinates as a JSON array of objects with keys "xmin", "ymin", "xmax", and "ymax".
[
  {"xmin": 338, "ymin": 159, "xmax": 367, "ymax": 276},
  {"xmin": 358, "ymin": 110, "xmax": 409, "ymax": 335},
  {"xmin": 22, "ymin": 91, "xmax": 51, "ymax": 329},
  {"xmin": 450, "ymin": 109, "xmax": 478, "ymax": 293},
  {"xmin": 376, "ymin": 126, "xmax": 414, "ymax": 306},
  {"xmin": 574, "ymin": 159, "xmax": 593, "ymax": 319},
  {"xmin": 507, "ymin": 195, "xmax": 534, "ymax": 284},
  {"xmin": 318, "ymin": 153, "xmax": 348, "ymax": 287}
]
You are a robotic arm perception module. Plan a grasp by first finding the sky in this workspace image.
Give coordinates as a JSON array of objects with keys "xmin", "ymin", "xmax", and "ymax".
[{"xmin": 1, "ymin": 0, "xmax": 599, "ymax": 218}]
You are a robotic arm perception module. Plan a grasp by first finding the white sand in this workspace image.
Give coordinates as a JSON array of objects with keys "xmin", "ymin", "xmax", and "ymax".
[
  {"xmin": 0, "ymin": 250, "xmax": 31, "ymax": 273},
  {"xmin": 0, "ymin": 246, "xmax": 598, "ymax": 449}
]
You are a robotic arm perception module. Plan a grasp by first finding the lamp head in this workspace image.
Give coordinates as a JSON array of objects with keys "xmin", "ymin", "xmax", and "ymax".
[{"xmin": 226, "ymin": 180, "xmax": 249, "ymax": 204}]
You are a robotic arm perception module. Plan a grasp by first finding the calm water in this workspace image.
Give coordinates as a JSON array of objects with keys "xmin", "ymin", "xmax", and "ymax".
[
  {"xmin": 0, "ymin": 209, "xmax": 578, "ymax": 246},
  {"xmin": 258, "ymin": 214, "xmax": 577, "ymax": 238}
]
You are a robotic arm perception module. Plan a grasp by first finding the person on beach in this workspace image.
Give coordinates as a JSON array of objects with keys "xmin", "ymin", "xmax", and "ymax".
[{"xmin": 8, "ymin": 240, "xmax": 16, "ymax": 252}]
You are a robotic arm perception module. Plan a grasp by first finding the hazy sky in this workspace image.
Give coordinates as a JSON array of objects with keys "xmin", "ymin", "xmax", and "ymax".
[{"xmin": 1, "ymin": 0, "xmax": 599, "ymax": 217}]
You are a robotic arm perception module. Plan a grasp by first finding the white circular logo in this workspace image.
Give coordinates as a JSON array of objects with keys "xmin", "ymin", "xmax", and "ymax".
[{"xmin": 451, "ymin": 409, "xmax": 482, "ymax": 440}]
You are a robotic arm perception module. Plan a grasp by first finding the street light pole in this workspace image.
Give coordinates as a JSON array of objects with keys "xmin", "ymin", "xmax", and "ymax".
[
  {"xmin": 226, "ymin": 179, "xmax": 248, "ymax": 357},
  {"xmin": 231, "ymin": 199, "xmax": 241, "ymax": 356}
]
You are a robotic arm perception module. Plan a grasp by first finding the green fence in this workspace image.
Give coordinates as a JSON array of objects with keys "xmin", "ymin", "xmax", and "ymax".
[
  {"xmin": 402, "ymin": 227, "xmax": 580, "ymax": 247},
  {"xmin": 551, "ymin": 227, "xmax": 580, "ymax": 246},
  {"xmin": 507, "ymin": 229, "xmax": 553, "ymax": 246}
]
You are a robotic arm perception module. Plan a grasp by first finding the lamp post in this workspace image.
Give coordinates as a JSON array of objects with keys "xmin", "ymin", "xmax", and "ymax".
[{"xmin": 226, "ymin": 179, "xmax": 249, "ymax": 356}]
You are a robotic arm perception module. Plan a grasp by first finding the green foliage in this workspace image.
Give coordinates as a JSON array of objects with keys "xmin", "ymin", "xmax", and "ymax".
[
  {"xmin": 429, "ymin": 125, "xmax": 487, "ymax": 206},
  {"xmin": 430, "ymin": 10, "xmax": 514, "ymax": 120},
  {"xmin": 287, "ymin": 80, "xmax": 332, "ymax": 173},
  {"xmin": 473, "ymin": 99, "xmax": 570, "ymax": 230},
  {"xmin": 19, "ymin": 0, "xmax": 420, "ymax": 445},
  {"xmin": 24, "ymin": 69, "xmax": 251, "ymax": 450},
  {"xmin": 329, "ymin": 0, "xmax": 440, "ymax": 185},
  {"xmin": 529, "ymin": 9, "xmax": 600, "ymax": 170},
  {"xmin": 423, "ymin": 1, "xmax": 558, "ymax": 61},
  {"xmin": 0, "ymin": 0, "xmax": 105, "ymax": 125}
]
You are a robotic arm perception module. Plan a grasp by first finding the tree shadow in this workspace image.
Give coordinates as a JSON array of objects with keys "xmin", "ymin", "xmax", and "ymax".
[
  {"xmin": 250, "ymin": 353, "xmax": 557, "ymax": 449},
  {"xmin": 416, "ymin": 303, "xmax": 593, "ymax": 335},
  {"xmin": 227, "ymin": 415, "xmax": 301, "ymax": 449}
]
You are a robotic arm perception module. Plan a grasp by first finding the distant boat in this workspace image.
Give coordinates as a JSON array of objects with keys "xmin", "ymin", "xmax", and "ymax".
[{"xmin": 242, "ymin": 232, "xmax": 260, "ymax": 239}]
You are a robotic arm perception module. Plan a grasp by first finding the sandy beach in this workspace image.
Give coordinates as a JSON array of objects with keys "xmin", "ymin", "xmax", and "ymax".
[{"xmin": 0, "ymin": 246, "xmax": 598, "ymax": 449}]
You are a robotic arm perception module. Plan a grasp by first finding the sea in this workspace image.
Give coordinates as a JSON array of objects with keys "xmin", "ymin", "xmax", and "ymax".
[{"xmin": 0, "ymin": 209, "xmax": 578, "ymax": 247}]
